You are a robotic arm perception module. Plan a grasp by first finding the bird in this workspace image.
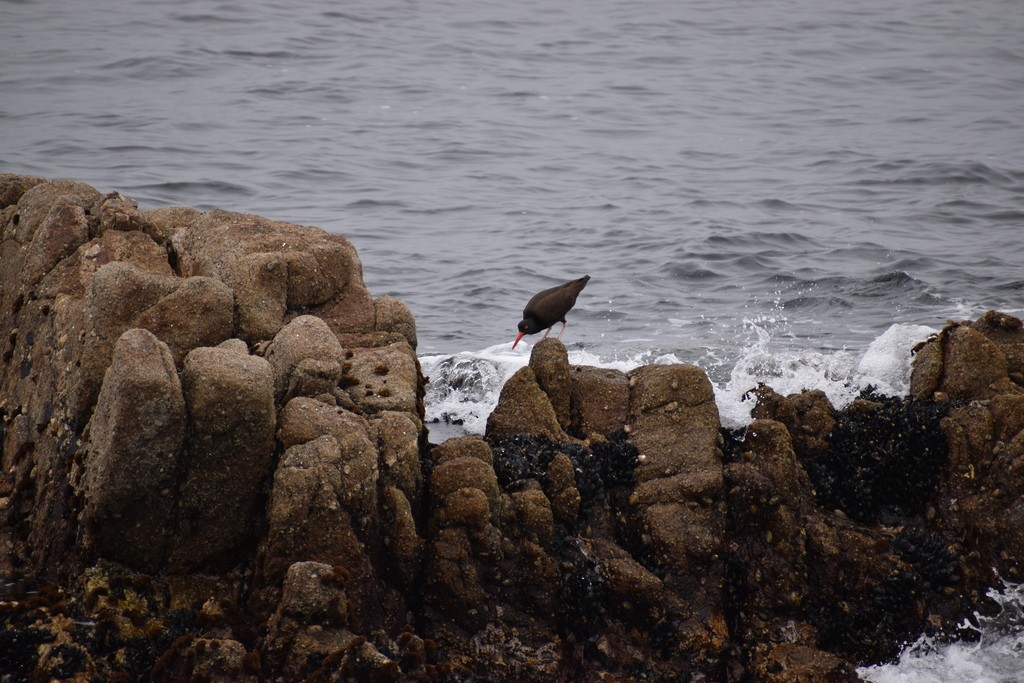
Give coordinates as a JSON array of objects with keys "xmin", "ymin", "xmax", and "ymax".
[{"xmin": 512, "ymin": 275, "xmax": 590, "ymax": 349}]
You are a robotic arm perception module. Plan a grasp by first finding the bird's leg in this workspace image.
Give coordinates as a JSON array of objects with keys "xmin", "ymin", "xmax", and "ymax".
[
  {"xmin": 542, "ymin": 327, "xmax": 551, "ymax": 339},
  {"xmin": 556, "ymin": 321, "xmax": 568, "ymax": 340}
]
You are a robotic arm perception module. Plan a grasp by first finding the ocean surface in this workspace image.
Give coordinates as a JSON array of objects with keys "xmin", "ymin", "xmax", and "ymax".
[{"xmin": 2, "ymin": 0, "xmax": 1023, "ymax": 677}]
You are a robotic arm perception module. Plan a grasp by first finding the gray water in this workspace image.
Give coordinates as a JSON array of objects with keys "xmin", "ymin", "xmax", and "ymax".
[
  {"xmin": 3, "ymin": 0, "xmax": 1024, "ymax": 677},
  {"xmin": 3, "ymin": 0, "xmax": 1022, "ymax": 360}
]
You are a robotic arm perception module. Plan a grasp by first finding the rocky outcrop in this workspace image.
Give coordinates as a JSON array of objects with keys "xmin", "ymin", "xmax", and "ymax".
[
  {"xmin": 908, "ymin": 312, "xmax": 1024, "ymax": 590},
  {"xmin": 0, "ymin": 175, "xmax": 425, "ymax": 680},
  {"xmin": 3, "ymin": 174, "xmax": 1023, "ymax": 682}
]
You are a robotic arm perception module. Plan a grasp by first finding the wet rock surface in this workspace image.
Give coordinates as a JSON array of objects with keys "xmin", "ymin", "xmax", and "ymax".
[{"xmin": 2, "ymin": 175, "xmax": 1023, "ymax": 681}]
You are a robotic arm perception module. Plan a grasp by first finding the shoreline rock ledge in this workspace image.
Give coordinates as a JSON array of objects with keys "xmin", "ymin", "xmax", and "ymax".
[{"xmin": 1, "ymin": 174, "xmax": 1022, "ymax": 682}]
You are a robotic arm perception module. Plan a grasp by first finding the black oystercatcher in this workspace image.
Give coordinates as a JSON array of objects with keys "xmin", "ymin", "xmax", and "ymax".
[{"xmin": 512, "ymin": 275, "xmax": 590, "ymax": 349}]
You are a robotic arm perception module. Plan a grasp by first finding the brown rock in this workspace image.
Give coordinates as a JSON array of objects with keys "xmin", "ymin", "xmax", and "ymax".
[
  {"xmin": 265, "ymin": 314, "xmax": 345, "ymax": 402},
  {"xmin": 23, "ymin": 200, "xmax": 90, "ymax": 286},
  {"xmin": 570, "ymin": 365, "xmax": 630, "ymax": 438},
  {"xmin": 971, "ymin": 309, "xmax": 1024, "ymax": 345},
  {"xmin": 276, "ymin": 561, "xmax": 349, "ymax": 624},
  {"xmin": 0, "ymin": 172, "xmax": 47, "ymax": 209},
  {"xmin": 485, "ymin": 366, "xmax": 568, "ymax": 442},
  {"xmin": 170, "ymin": 209, "xmax": 366, "ymax": 340},
  {"xmin": 170, "ymin": 345, "xmax": 276, "ymax": 570},
  {"xmin": 153, "ymin": 638, "xmax": 257, "ymax": 683},
  {"xmin": 141, "ymin": 205, "xmax": 201, "ymax": 245},
  {"xmin": 591, "ymin": 538, "xmax": 664, "ymax": 621},
  {"xmin": 321, "ymin": 281, "xmax": 376, "ymax": 334},
  {"xmin": 132, "ymin": 276, "xmax": 234, "ymax": 364},
  {"xmin": 71, "ymin": 261, "xmax": 178, "ymax": 415},
  {"xmin": 911, "ymin": 316, "xmax": 1024, "ymax": 402},
  {"xmin": 38, "ymin": 230, "xmax": 174, "ymax": 301},
  {"xmin": 511, "ymin": 488, "xmax": 555, "ymax": 548},
  {"xmin": 423, "ymin": 498, "xmax": 492, "ymax": 630},
  {"xmin": 343, "ymin": 341, "xmax": 420, "ymax": 416},
  {"xmin": 751, "ymin": 385, "xmax": 836, "ymax": 462},
  {"xmin": 6, "ymin": 179, "xmax": 101, "ymax": 245},
  {"xmin": 260, "ymin": 434, "xmax": 386, "ymax": 632},
  {"xmin": 942, "ymin": 325, "xmax": 1009, "ymax": 399},
  {"xmin": 372, "ymin": 411, "xmax": 423, "ymax": 504},
  {"xmin": 380, "ymin": 485, "xmax": 423, "ymax": 590},
  {"xmin": 428, "ymin": 456, "xmax": 501, "ymax": 519},
  {"xmin": 751, "ymin": 642, "xmax": 859, "ymax": 683},
  {"xmin": 529, "ymin": 339, "xmax": 572, "ymax": 430},
  {"xmin": 626, "ymin": 362, "xmax": 725, "ymax": 664},
  {"xmin": 374, "ymin": 295, "xmax": 418, "ymax": 349},
  {"xmin": 278, "ymin": 396, "xmax": 370, "ymax": 449},
  {"xmin": 78, "ymin": 329, "xmax": 184, "ymax": 570},
  {"xmin": 262, "ymin": 561, "xmax": 353, "ymax": 680},
  {"xmin": 544, "ymin": 453, "xmax": 580, "ymax": 528},
  {"xmin": 431, "ymin": 435, "xmax": 494, "ymax": 466},
  {"xmin": 92, "ymin": 191, "xmax": 151, "ymax": 237}
]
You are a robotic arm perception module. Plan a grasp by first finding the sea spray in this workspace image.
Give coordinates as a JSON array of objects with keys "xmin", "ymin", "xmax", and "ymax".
[
  {"xmin": 420, "ymin": 322, "xmax": 938, "ymax": 438},
  {"xmin": 859, "ymin": 580, "xmax": 1024, "ymax": 683}
]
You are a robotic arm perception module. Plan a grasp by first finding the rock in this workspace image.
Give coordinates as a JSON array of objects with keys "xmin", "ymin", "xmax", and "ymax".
[
  {"xmin": 511, "ymin": 488, "xmax": 555, "ymax": 548},
  {"xmin": 0, "ymin": 175, "xmax": 431, "ymax": 681},
  {"xmin": 626, "ymin": 363, "xmax": 726, "ymax": 669},
  {"xmin": 422, "ymin": 487, "xmax": 495, "ymax": 631},
  {"xmin": 171, "ymin": 209, "xmax": 366, "ymax": 341},
  {"xmin": 321, "ymin": 281, "xmax": 376, "ymax": 334},
  {"xmin": 374, "ymin": 295, "xmax": 417, "ymax": 349},
  {"xmin": 428, "ymin": 456, "xmax": 501, "ymax": 519},
  {"xmin": 276, "ymin": 561, "xmax": 349, "ymax": 624},
  {"xmin": 259, "ymin": 434, "xmax": 384, "ymax": 633},
  {"xmin": 78, "ymin": 329, "xmax": 184, "ymax": 570},
  {"xmin": 911, "ymin": 316, "xmax": 1023, "ymax": 401},
  {"xmin": 92, "ymin": 191, "xmax": 151, "ymax": 237},
  {"xmin": 265, "ymin": 314, "xmax": 345, "ymax": 403},
  {"xmin": 141, "ymin": 205, "xmax": 201, "ymax": 245},
  {"xmin": 938, "ymin": 393, "xmax": 1024, "ymax": 582},
  {"xmin": 38, "ymin": 229, "xmax": 174, "ymax": 302},
  {"xmin": 529, "ymin": 339, "xmax": 572, "ymax": 430},
  {"xmin": 431, "ymin": 435, "xmax": 494, "ymax": 466},
  {"xmin": 590, "ymin": 538, "xmax": 664, "ymax": 621},
  {"xmin": 5, "ymin": 178, "xmax": 101, "ymax": 246},
  {"xmin": 0, "ymin": 172, "xmax": 47, "ymax": 209},
  {"xmin": 485, "ymin": 366, "xmax": 568, "ymax": 442},
  {"xmin": 570, "ymin": 365, "xmax": 630, "ymax": 438},
  {"xmin": 372, "ymin": 411, "xmax": 423, "ymax": 504},
  {"xmin": 153, "ymin": 638, "xmax": 258, "ymax": 683},
  {"xmin": 544, "ymin": 453, "xmax": 581, "ymax": 528},
  {"xmin": 170, "ymin": 345, "xmax": 276, "ymax": 570},
  {"xmin": 70, "ymin": 260, "xmax": 237, "ymax": 415},
  {"xmin": 343, "ymin": 341, "xmax": 420, "ymax": 415},
  {"xmin": 380, "ymin": 485, "xmax": 423, "ymax": 590},
  {"xmin": 132, "ymin": 276, "xmax": 234, "ymax": 365},
  {"xmin": 751, "ymin": 385, "xmax": 836, "ymax": 462},
  {"xmin": 262, "ymin": 561, "xmax": 353, "ymax": 680},
  {"xmin": 278, "ymin": 396, "xmax": 370, "ymax": 449},
  {"xmin": 750, "ymin": 642, "xmax": 860, "ymax": 683},
  {"xmin": 16, "ymin": 175, "xmax": 1024, "ymax": 683},
  {"xmin": 629, "ymin": 364, "xmax": 723, "ymax": 498},
  {"xmin": 22, "ymin": 200, "xmax": 90, "ymax": 286}
]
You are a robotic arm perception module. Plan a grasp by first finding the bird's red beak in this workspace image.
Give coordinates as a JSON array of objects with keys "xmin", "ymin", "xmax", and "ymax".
[{"xmin": 512, "ymin": 331, "xmax": 525, "ymax": 349}]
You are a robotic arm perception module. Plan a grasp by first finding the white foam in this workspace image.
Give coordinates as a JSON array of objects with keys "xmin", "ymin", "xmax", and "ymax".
[
  {"xmin": 857, "ymin": 324, "xmax": 938, "ymax": 396},
  {"xmin": 420, "ymin": 341, "xmax": 678, "ymax": 437},
  {"xmin": 420, "ymin": 322, "xmax": 939, "ymax": 437},
  {"xmin": 420, "ymin": 342, "xmax": 530, "ymax": 436},
  {"xmin": 859, "ymin": 581, "xmax": 1024, "ymax": 683},
  {"xmin": 711, "ymin": 320, "xmax": 938, "ymax": 428}
]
